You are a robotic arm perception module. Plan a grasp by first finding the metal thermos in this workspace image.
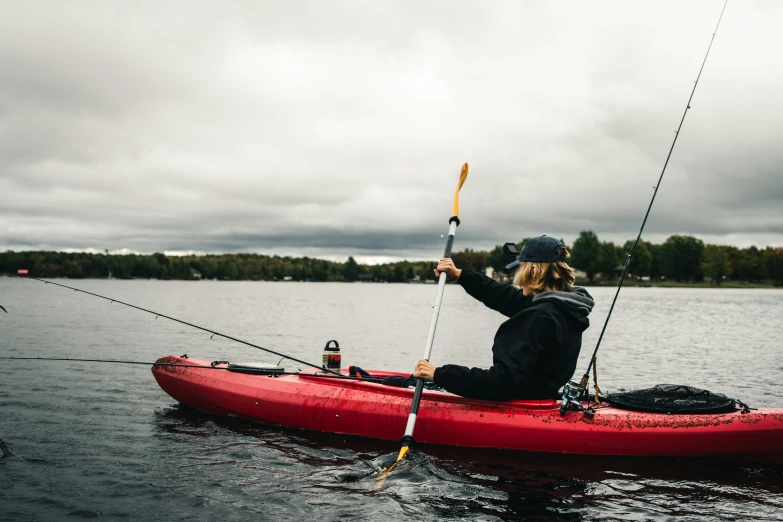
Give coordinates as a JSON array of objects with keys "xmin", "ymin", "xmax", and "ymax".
[{"xmin": 322, "ymin": 340, "xmax": 341, "ymax": 371}]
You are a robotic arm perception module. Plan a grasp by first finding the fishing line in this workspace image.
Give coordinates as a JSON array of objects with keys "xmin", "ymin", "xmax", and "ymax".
[
  {"xmin": 571, "ymin": 0, "xmax": 730, "ymax": 403},
  {"xmin": 0, "ymin": 356, "xmax": 382, "ymax": 382},
  {"xmin": 0, "ymin": 355, "xmax": 237, "ymax": 369},
  {"xmin": 1, "ymin": 274, "xmax": 335, "ymax": 375}
]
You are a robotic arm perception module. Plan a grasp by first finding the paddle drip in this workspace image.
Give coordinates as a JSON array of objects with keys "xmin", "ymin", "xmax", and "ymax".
[{"xmin": 565, "ymin": 0, "xmax": 731, "ymax": 414}]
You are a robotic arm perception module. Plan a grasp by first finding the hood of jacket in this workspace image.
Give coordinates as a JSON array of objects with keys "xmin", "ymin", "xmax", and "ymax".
[{"xmin": 531, "ymin": 286, "xmax": 594, "ymax": 330}]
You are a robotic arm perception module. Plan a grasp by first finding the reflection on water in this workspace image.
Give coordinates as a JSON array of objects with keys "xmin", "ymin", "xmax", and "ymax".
[{"xmin": 152, "ymin": 405, "xmax": 783, "ymax": 521}]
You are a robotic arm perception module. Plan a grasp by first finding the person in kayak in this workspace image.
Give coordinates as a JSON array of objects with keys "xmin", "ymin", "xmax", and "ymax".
[{"xmin": 412, "ymin": 235, "xmax": 595, "ymax": 401}]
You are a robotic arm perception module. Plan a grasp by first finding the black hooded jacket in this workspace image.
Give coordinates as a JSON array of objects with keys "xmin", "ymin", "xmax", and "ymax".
[{"xmin": 433, "ymin": 270, "xmax": 595, "ymax": 401}]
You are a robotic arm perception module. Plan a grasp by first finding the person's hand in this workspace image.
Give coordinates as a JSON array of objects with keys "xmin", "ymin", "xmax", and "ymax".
[
  {"xmin": 434, "ymin": 258, "xmax": 462, "ymax": 281},
  {"xmin": 413, "ymin": 359, "xmax": 437, "ymax": 382}
]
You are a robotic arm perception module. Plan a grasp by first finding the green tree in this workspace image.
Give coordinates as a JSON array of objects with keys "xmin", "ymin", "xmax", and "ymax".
[
  {"xmin": 737, "ymin": 246, "xmax": 766, "ymax": 282},
  {"xmin": 343, "ymin": 256, "xmax": 359, "ymax": 282},
  {"xmin": 660, "ymin": 235, "xmax": 705, "ymax": 282},
  {"xmin": 32, "ymin": 260, "xmax": 46, "ymax": 277},
  {"xmin": 64, "ymin": 259, "xmax": 84, "ymax": 278},
  {"xmin": 216, "ymin": 259, "xmax": 238, "ymax": 280},
  {"xmin": 622, "ymin": 240, "xmax": 652, "ymax": 278},
  {"xmin": 571, "ymin": 230, "xmax": 601, "ymax": 283},
  {"xmin": 153, "ymin": 252, "xmax": 169, "ymax": 268},
  {"xmin": 648, "ymin": 243, "xmax": 665, "ymax": 280},
  {"xmin": 763, "ymin": 247, "xmax": 783, "ymax": 286},
  {"xmin": 486, "ymin": 245, "xmax": 507, "ymax": 273},
  {"xmin": 701, "ymin": 245, "xmax": 731, "ymax": 285},
  {"xmin": 312, "ymin": 260, "xmax": 329, "ymax": 282},
  {"xmin": 596, "ymin": 241, "xmax": 619, "ymax": 278}
]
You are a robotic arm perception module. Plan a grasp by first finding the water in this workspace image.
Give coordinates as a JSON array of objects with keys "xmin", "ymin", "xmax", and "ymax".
[{"xmin": 1, "ymin": 279, "xmax": 782, "ymax": 521}]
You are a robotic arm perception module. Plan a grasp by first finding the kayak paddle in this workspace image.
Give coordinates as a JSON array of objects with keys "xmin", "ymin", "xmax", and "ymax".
[{"xmin": 382, "ymin": 162, "xmax": 469, "ymax": 472}]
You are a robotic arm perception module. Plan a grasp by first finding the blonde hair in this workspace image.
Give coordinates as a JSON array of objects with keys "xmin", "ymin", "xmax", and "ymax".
[{"xmin": 513, "ymin": 247, "xmax": 575, "ymax": 295}]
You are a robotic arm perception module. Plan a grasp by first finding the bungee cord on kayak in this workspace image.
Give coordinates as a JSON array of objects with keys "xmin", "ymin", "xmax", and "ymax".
[
  {"xmin": 562, "ymin": 0, "xmax": 731, "ymax": 416},
  {"xmin": 0, "ymin": 274, "xmax": 335, "ymax": 375}
]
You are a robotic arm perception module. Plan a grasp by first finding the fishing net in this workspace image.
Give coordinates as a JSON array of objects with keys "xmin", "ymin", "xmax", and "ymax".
[{"xmin": 606, "ymin": 384, "xmax": 737, "ymax": 414}]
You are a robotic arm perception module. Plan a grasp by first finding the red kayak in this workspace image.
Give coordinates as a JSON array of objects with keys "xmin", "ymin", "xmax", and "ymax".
[{"xmin": 152, "ymin": 356, "xmax": 783, "ymax": 460}]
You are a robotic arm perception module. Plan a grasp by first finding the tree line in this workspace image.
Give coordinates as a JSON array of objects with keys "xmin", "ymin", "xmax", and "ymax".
[
  {"xmin": 566, "ymin": 231, "xmax": 782, "ymax": 286},
  {"xmin": 453, "ymin": 232, "xmax": 782, "ymax": 286},
  {"xmin": 1, "ymin": 231, "xmax": 781, "ymax": 285}
]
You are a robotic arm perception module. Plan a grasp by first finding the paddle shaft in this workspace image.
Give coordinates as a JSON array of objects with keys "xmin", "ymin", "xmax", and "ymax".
[{"xmin": 400, "ymin": 217, "xmax": 459, "ymax": 446}]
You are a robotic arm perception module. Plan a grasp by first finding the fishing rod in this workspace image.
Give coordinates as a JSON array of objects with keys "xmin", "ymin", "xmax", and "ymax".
[
  {"xmin": 562, "ymin": 0, "xmax": 730, "ymax": 415},
  {"xmin": 0, "ymin": 356, "xmax": 382, "ymax": 382},
  {"xmin": 0, "ymin": 355, "xmax": 249, "ymax": 369},
  {"xmin": 1, "ymin": 274, "xmax": 335, "ymax": 375}
]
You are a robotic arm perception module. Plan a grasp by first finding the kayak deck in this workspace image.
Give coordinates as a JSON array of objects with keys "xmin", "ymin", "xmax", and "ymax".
[{"xmin": 152, "ymin": 356, "xmax": 783, "ymax": 460}]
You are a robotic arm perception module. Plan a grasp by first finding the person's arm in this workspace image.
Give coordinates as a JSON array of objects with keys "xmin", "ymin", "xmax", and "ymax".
[
  {"xmin": 433, "ymin": 362, "xmax": 519, "ymax": 400},
  {"xmin": 429, "ymin": 315, "xmax": 553, "ymax": 400},
  {"xmin": 457, "ymin": 269, "xmax": 532, "ymax": 318}
]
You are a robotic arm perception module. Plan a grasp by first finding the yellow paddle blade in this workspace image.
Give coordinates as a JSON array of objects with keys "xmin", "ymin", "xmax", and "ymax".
[
  {"xmin": 452, "ymin": 163, "xmax": 469, "ymax": 217},
  {"xmin": 396, "ymin": 445, "xmax": 409, "ymax": 462},
  {"xmin": 379, "ymin": 445, "xmax": 410, "ymax": 474}
]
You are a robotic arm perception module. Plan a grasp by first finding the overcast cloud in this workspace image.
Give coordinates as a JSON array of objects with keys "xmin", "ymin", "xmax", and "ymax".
[{"xmin": 1, "ymin": 0, "xmax": 781, "ymax": 262}]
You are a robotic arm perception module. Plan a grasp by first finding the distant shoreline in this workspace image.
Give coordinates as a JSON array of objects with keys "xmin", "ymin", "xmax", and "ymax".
[
  {"xmin": 4, "ymin": 237, "xmax": 781, "ymax": 286},
  {"xmin": 574, "ymin": 280, "xmax": 777, "ymax": 289},
  {"xmin": 1, "ymin": 275, "xmax": 779, "ymax": 289}
]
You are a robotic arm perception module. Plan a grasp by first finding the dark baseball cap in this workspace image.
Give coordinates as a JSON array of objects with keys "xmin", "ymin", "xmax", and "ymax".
[{"xmin": 505, "ymin": 235, "xmax": 567, "ymax": 269}]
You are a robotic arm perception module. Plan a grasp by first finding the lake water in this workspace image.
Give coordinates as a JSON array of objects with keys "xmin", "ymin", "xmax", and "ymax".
[{"xmin": 1, "ymin": 278, "xmax": 782, "ymax": 521}]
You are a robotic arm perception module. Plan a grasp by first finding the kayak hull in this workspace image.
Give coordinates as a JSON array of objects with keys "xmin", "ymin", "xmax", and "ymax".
[{"xmin": 152, "ymin": 356, "xmax": 783, "ymax": 459}]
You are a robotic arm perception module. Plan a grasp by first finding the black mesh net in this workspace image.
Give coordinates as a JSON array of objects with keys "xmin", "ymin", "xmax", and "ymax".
[{"xmin": 606, "ymin": 384, "xmax": 737, "ymax": 414}]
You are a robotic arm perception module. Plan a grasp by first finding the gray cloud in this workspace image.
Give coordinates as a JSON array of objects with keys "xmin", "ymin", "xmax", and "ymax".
[{"xmin": 1, "ymin": 0, "xmax": 782, "ymax": 262}]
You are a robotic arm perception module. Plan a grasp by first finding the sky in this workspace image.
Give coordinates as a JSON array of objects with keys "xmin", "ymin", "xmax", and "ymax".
[{"xmin": 1, "ymin": 0, "xmax": 782, "ymax": 263}]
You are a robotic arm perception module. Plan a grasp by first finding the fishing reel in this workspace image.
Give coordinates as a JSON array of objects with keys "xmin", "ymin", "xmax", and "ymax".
[{"xmin": 560, "ymin": 380, "xmax": 595, "ymax": 419}]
